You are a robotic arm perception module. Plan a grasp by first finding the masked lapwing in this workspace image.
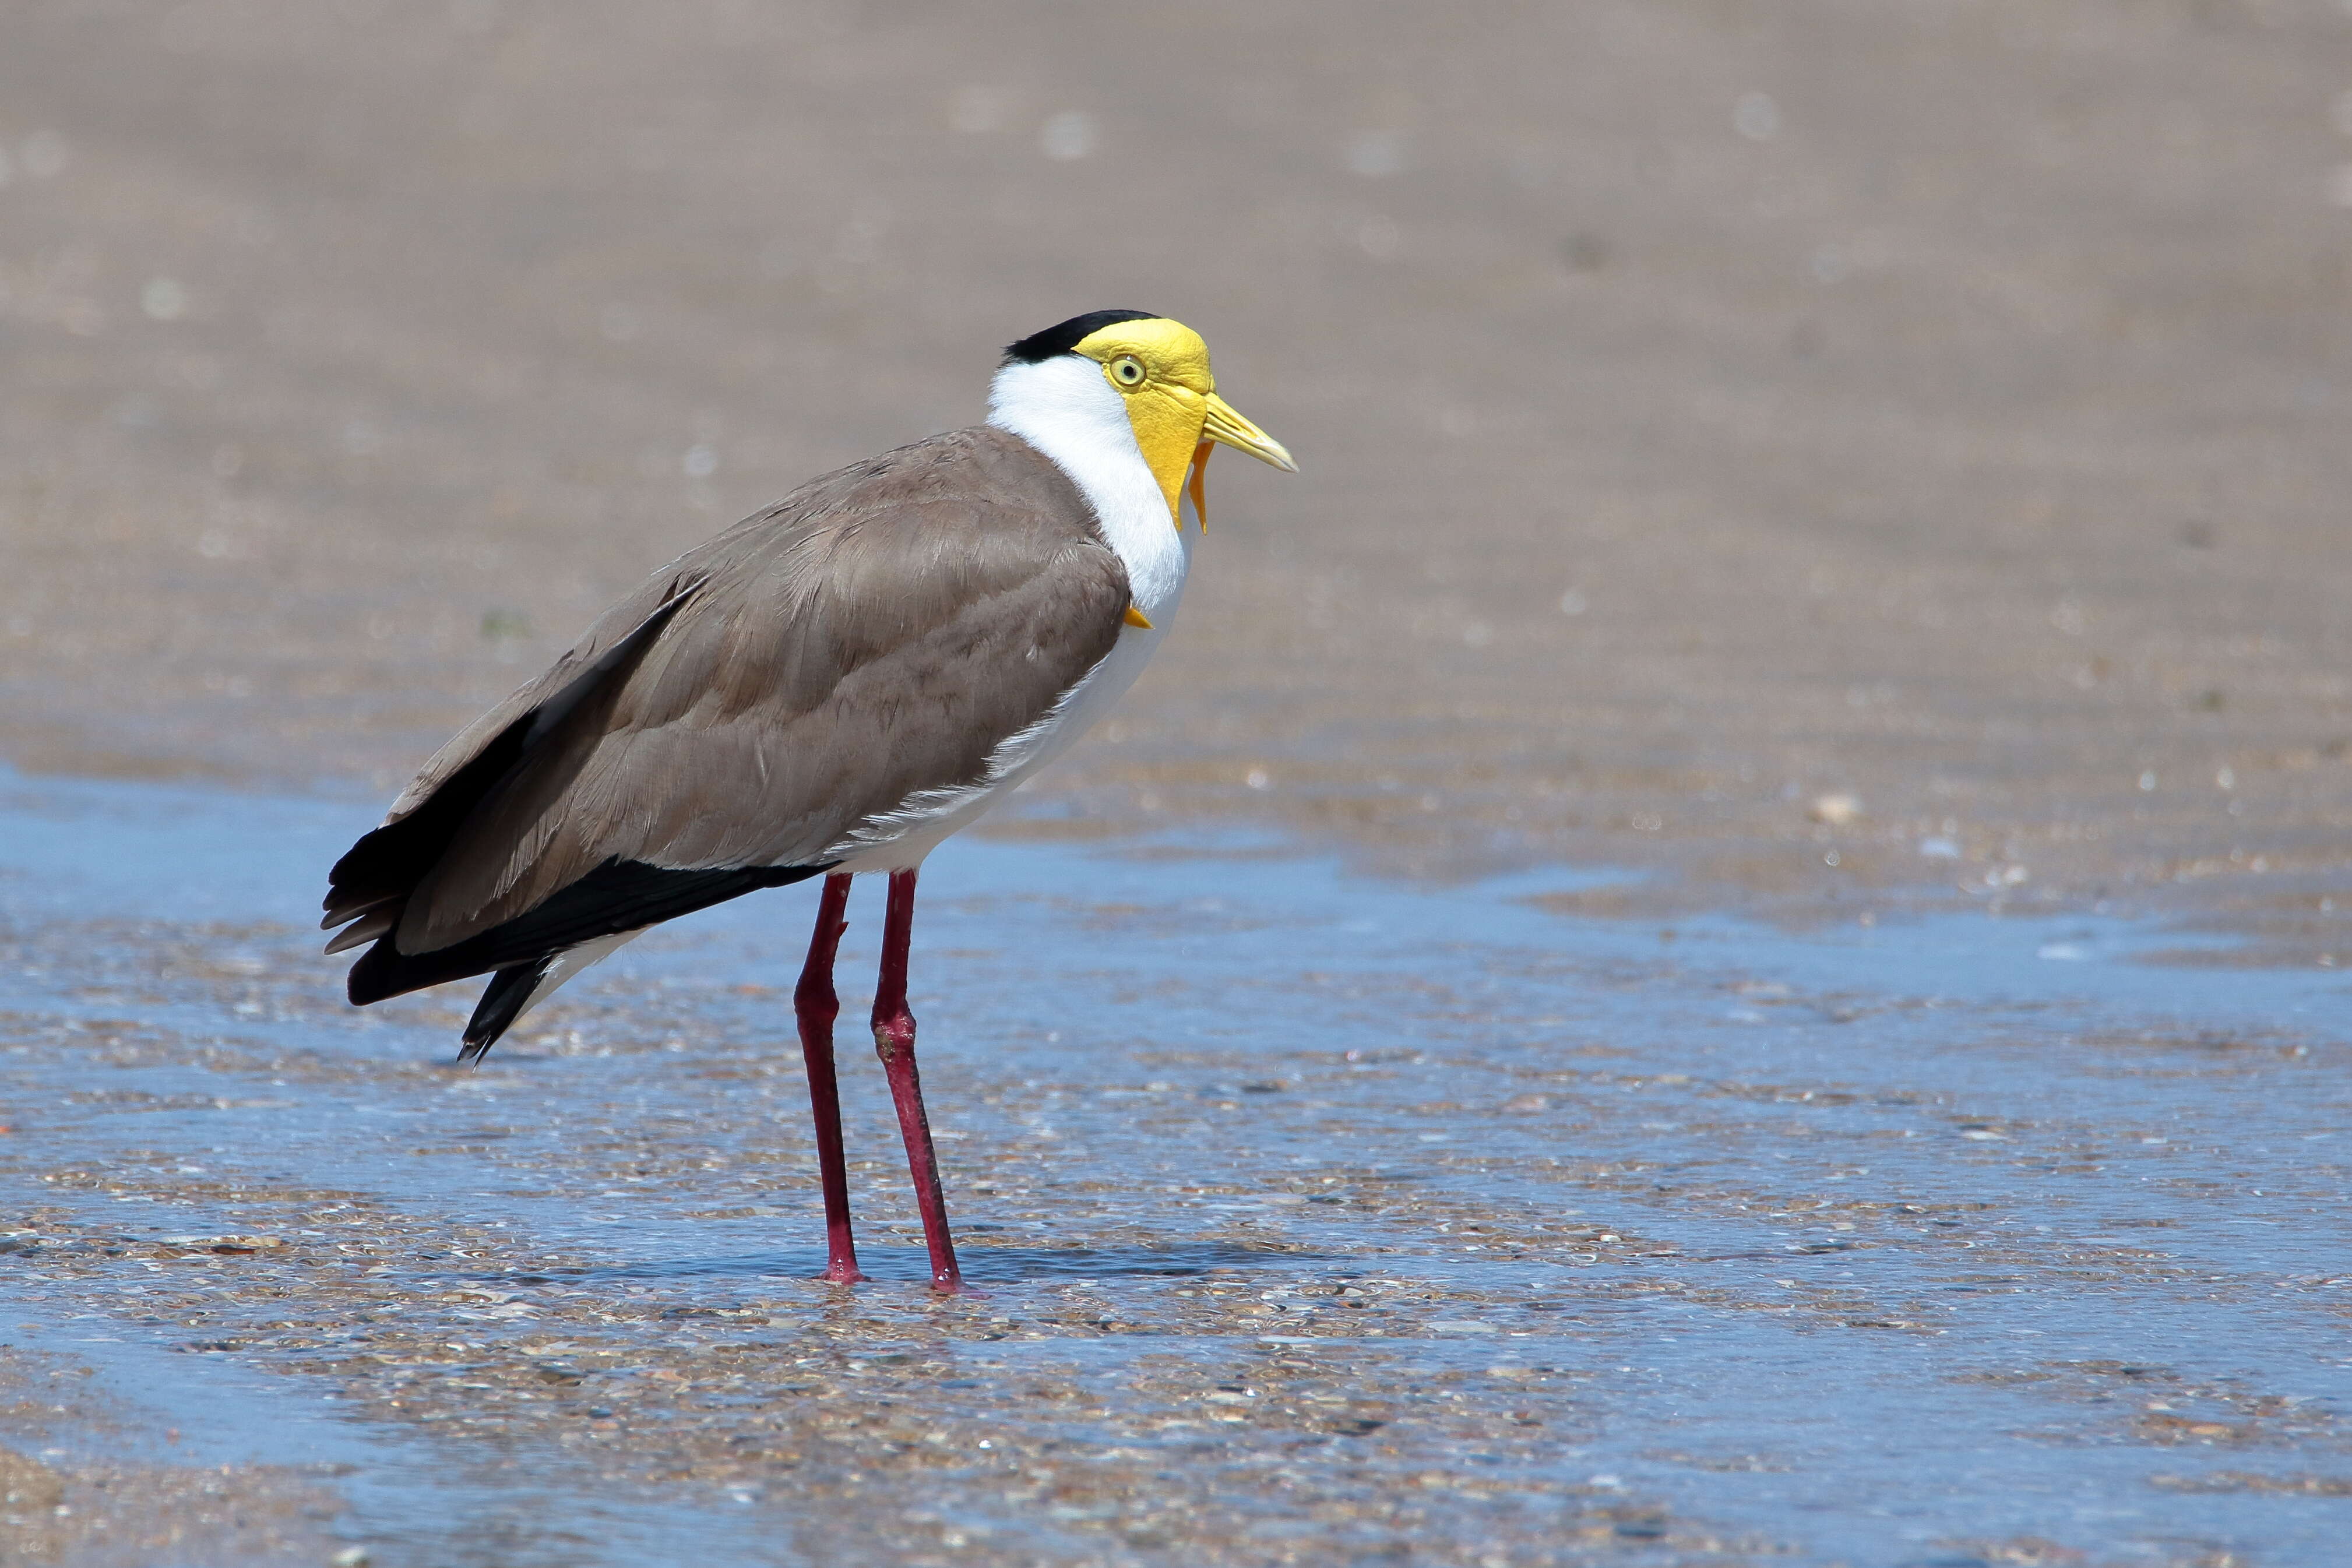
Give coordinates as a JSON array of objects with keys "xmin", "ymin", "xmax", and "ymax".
[{"xmin": 321, "ymin": 311, "xmax": 1295, "ymax": 1291}]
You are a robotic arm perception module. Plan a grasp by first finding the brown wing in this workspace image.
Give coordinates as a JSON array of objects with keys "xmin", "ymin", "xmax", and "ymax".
[{"xmin": 325, "ymin": 425, "xmax": 1128, "ymax": 1002}]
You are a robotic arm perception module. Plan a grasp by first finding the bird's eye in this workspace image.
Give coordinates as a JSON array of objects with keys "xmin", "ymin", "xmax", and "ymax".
[{"xmin": 1109, "ymin": 355, "xmax": 1147, "ymax": 387}]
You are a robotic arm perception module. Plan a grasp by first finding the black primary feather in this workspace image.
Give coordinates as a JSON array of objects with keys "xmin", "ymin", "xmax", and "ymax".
[{"xmin": 346, "ymin": 858, "xmax": 829, "ymax": 1006}]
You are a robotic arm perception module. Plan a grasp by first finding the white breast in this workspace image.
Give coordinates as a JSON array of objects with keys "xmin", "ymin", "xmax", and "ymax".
[{"xmin": 823, "ymin": 355, "xmax": 1192, "ymax": 874}]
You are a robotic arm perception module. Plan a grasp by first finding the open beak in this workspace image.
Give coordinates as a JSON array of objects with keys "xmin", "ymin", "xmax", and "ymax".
[{"xmin": 1200, "ymin": 393, "xmax": 1298, "ymax": 473}]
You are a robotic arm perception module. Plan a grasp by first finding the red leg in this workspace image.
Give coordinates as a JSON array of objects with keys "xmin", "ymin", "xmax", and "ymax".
[
  {"xmin": 794, "ymin": 872, "xmax": 863, "ymax": 1284},
  {"xmin": 871, "ymin": 868, "xmax": 965, "ymax": 1292}
]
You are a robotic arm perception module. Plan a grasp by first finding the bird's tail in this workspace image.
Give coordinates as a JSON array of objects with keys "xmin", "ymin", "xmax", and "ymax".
[{"xmin": 459, "ymin": 960, "xmax": 550, "ymax": 1065}]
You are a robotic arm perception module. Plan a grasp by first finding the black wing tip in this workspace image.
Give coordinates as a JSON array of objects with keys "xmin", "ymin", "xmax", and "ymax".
[
  {"xmin": 319, "ymin": 584, "xmax": 710, "ymax": 964},
  {"xmin": 457, "ymin": 961, "xmax": 547, "ymax": 1065},
  {"xmin": 1002, "ymin": 309, "xmax": 1160, "ymax": 365},
  {"xmin": 341, "ymin": 859, "xmax": 837, "ymax": 1012},
  {"xmin": 344, "ymin": 935, "xmax": 409, "ymax": 1007}
]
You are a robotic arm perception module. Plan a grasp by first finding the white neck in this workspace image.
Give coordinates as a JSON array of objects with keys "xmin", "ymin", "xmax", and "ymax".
[{"xmin": 987, "ymin": 356, "xmax": 1193, "ymax": 619}]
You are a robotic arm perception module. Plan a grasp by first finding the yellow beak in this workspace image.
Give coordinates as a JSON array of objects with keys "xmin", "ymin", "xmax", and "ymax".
[{"xmin": 1200, "ymin": 393, "xmax": 1298, "ymax": 473}]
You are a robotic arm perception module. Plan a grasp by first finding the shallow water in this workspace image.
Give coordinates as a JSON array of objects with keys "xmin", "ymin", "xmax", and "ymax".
[{"xmin": 3, "ymin": 770, "xmax": 2350, "ymax": 1566}]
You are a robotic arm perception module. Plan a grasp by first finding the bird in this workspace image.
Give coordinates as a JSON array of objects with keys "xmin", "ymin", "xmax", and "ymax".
[{"xmin": 321, "ymin": 310, "xmax": 1295, "ymax": 1291}]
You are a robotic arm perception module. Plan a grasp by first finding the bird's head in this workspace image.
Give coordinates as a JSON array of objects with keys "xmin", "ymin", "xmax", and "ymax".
[{"xmin": 991, "ymin": 309, "xmax": 1297, "ymax": 528}]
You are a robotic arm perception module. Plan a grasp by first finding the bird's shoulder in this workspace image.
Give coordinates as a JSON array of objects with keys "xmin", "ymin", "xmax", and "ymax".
[
  {"xmin": 620, "ymin": 424, "xmax": 1130, "ymax": 729},
  {"xmin": 693, "ymin": 422, "xmax": 1112, "ymax": 584}
]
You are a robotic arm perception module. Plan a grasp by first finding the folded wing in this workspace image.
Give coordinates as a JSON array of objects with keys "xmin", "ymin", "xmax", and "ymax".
[{"xmin": 323, "ymin": 427, "xmax": 1129, "ymax": 1005}]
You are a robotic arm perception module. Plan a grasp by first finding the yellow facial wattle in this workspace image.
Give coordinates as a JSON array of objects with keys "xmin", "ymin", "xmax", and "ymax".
[{"xmin": 1071, "ymin": 318, "xmax": 1297, "ymax": 528}]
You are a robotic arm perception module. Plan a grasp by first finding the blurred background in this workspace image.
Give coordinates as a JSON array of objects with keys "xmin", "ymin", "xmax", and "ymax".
[{"xmin": 5, "ymin": 0, "xmax": 2350, "ymax": 932}]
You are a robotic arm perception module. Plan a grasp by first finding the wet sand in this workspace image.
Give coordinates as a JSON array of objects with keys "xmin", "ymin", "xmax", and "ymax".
[
  {"xmin": 6, "ymin": 2, "xmax": 2352, "ymax": 1563},
  {"xmin": 0, "ymin": 1344, "xmax": 341, "ymax": 1568},
  {"xmin": 6, "ymin": 772, "xmax": 2352, "ymax": 1565}
]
